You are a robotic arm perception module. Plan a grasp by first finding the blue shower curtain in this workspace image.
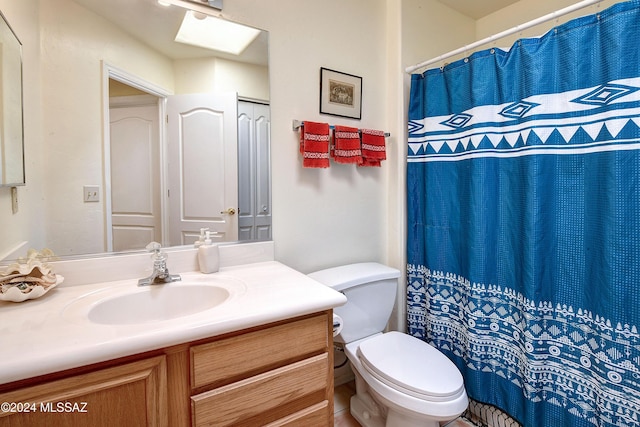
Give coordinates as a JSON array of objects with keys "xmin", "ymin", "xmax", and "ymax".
[{"xmin": 407, "ymin": 2, "xmax": 640, "ymax": 426}]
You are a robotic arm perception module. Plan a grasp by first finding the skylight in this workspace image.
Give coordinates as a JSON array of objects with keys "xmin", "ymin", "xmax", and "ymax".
[{"xmin": 174, "ymin": 11, "xmax": 261, "ymax": 55}]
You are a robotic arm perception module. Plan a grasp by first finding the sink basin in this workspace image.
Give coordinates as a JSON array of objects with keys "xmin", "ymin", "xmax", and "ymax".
[
  {"xmin": 63, "ymin": 276, "xmax": 246, "ymax": 325},
  {"xmin": 88, "ymin": 285, "xmax": 229, "ymax": 325}
]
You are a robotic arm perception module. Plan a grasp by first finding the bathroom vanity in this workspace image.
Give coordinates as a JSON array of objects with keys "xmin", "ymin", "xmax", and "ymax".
[
  {"xmin": 0, "ymin": 248, "xmax": 346, "ymax": 426},
  {"xmin": 0, "ymin": 312, "xmax": 332, "ymax": 426}
]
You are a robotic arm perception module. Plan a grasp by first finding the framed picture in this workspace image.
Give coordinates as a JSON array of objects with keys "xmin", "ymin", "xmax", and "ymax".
[{"xmin": 319, "ymin": 67, "xmax": 362, "ymax": 120}]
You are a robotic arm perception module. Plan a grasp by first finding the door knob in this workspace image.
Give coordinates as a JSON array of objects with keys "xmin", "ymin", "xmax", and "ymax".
[{"xmin": 221, "ymin": 208, "xmax": 236, "ymax": 215}]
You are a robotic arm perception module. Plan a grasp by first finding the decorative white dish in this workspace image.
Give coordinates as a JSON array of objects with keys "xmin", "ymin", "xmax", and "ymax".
[{"xmin": 0, "ymin": 274, "xmax": 64, "ymax": 302}]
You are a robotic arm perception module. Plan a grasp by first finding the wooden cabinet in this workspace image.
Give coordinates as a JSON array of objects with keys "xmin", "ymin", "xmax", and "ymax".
[
  {"xmin": 0, "ymin": 311, "xmax": 334, "ymax": 427},
  {"xmin": 190, "ymin": 313, "xmax": 332, "ymax": 426},
  {"xmin": 0, "ymin": 356, "xmax": 167, "ymax": 427}
]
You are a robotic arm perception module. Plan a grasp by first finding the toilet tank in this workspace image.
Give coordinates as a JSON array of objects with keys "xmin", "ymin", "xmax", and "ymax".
[{"xmin": 308, "ymin": 263, "xmax": 401, "ymax": 344}]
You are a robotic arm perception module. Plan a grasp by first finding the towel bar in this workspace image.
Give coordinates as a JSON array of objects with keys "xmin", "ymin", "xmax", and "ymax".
[{"xmin": 292, "ymin": 120, "xmax": 390, "ymax": 137}]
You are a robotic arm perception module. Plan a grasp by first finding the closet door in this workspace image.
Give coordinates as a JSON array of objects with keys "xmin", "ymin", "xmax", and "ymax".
[{"xmin": 237, "ymin": 101, "xmax": 271, "ymax": 241}]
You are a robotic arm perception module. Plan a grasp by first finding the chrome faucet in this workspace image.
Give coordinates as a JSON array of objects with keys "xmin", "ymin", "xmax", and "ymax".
[{"xmin": 138, "ymin": 242, "xmax": 181, "ymax": 286}]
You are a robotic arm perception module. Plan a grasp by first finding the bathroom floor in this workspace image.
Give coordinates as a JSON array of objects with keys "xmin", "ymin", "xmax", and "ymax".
[
  {"xmin": 334, "ymin": 381, "xmax": 360, "ymax": 426},
  {"xmin": 333, "ymin": 381, "xmax": 478, "ymax": 427}
]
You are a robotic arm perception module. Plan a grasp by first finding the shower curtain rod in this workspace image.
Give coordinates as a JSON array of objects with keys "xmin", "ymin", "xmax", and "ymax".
[{"xmin": 405, "ymin": 0, "xmax": 602, "ymax": 74}]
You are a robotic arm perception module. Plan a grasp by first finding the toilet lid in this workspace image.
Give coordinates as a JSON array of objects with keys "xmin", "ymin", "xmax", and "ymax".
[{"xmin": 357, "ymin": 332, "xmax": 464, "ymax": 400}]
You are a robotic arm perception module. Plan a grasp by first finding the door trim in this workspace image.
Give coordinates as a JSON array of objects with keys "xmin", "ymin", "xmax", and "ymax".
[{"xmin": 101, "ymin": 62, "xmax": 171, "ymax": 251}]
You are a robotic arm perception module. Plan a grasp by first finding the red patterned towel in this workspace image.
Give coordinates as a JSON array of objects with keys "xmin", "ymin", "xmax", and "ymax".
[
  {"xmin": 300, "ymin": 121, "xmax": 330, "ymax": 168},
  {"xmin": 332, "ymin": 125, "xmax": 362, "ymax": 164},
  {"xmin": 360, "ymin": 128, "xmax": 386, "ymax": 167}
]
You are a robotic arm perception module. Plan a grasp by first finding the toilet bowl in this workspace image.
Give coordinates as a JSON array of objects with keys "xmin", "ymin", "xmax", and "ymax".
[
  {"xmin": 308, "ymin": 263, "xmax": 468, "ymax": 427},
  {"xmin": 346, "ymin": 332, "xmax": 468, "ymax": 427}
]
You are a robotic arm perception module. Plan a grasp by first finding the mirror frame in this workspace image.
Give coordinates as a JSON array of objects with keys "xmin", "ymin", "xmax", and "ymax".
[{"xmin": 0, "ymin": 10, "xmax": 25, "ymax": 187}]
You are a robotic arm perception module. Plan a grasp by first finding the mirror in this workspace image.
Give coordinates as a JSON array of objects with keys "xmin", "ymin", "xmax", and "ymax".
[
  {"xmin": 4, "ymin": 0, "xmax": 270, "ymax": 260},
  {"xmin": 0, "ymin": 10, "xmax": 24, "ymax": 187}
]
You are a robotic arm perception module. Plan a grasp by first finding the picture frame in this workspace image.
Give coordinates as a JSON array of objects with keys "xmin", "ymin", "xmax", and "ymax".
[{"xmin": 319, "ymin": 67, "xmax": 362, "ymax": 120}]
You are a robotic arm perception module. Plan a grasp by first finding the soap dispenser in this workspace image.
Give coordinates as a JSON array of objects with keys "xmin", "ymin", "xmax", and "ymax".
[
  {"xmin": 197, "ymin": 231, "xmax": 219, "ymax": 274},
  {"xmin": 194, "ymin": 228, "xmax": 208, "ymax": 248}
]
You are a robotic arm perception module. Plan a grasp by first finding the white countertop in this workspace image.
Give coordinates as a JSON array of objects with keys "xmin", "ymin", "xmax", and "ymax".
[{"xmin": 0, "ymin": 261, "xmax": 346, "ymax": 385}]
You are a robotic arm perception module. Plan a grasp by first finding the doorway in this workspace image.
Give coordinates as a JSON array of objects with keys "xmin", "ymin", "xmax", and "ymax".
[
  {"xmin": 103, "ymin": 64, "xmax": 242, "ymax": 251},
  {"xmin": 109, "ymin": 92, "xmax": 163, "ymax": 251},
  {"xmin": 103, "ymin": 64, "xmax": 169, "ymax": 252}
]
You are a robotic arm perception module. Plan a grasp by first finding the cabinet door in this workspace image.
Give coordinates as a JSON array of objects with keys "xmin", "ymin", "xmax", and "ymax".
[{"xmin": 0, "ymin": 356, "xmax": 168, "ymax": 427}]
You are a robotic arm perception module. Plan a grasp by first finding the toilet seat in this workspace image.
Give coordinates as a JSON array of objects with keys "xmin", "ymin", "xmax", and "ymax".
[{"xmin": 357, "ymin": 331, "xmax": 465, "ymax": 402}]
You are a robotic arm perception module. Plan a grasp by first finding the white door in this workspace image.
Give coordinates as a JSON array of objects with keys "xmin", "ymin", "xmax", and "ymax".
[
  {"xmin": 167, "ymin": 92, "xmax": 238, "ymax": 245},
  {"xmin": 238, "ymin": 101, "xmax": 271, "ymax": 241},
  {"xmin": 109, "ymin": 101, "xmax": 161, "ymax": 251}
]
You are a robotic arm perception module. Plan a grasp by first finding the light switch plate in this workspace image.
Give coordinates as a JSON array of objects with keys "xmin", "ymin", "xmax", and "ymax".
[{"xmin": 83, "ymin": 185, "xmax": 100, "ymax": 202}]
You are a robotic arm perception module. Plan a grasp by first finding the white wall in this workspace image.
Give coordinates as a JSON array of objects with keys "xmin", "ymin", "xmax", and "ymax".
[
  {"xmin": 222, "ymin": 0, "xmax": 392, "ymax": 273},
  {"xmin": 39, "ymin": 0, "xmax": 175, "ymax": 256},
  {"xmin": 174, "ymin": 57, "xmax": 269, "ymax": 101}
]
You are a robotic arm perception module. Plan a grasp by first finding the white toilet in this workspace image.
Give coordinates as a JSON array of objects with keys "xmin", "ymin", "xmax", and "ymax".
[{"xmin": 309, "ymin": 262, "xmax": 468, "ymax": 427}]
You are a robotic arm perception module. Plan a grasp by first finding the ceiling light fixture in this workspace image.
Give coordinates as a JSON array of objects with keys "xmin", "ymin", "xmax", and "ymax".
[
  {"xmin": 174, "ymin": 10, "xmax": 261, "ymax": 55},
  {"xmin": 157, "ymin": 0, "xmax": 222, "ymax": 14}
]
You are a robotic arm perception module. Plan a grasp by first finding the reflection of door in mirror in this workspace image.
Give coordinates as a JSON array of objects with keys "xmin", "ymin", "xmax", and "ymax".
[
  {"xmin": 167, "ymin": 93, "xmax": 239, "ymax": 246},
  {"xmin": 109, "ymin": 94, "xmax": 162, "ymax": 251},
  {"xmin": 106, "ymin": 81, "xmax": 270, "ymax": 251},
  {"xmin": 108, "ymin": 82, "xmax": 242, "ymax": 251},
  {"xmin": 238, "ymin": 101, "xmax": 272, "ymax": 241}
]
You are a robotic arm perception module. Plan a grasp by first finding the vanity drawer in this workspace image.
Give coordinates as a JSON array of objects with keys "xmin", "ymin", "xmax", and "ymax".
[
  {"xmin": 263, "ymin": 401, "xmax": 330, "ymax": 427},
  {"xmin": 190, "ymin": 313, "xmax": 329, "ymax": 389},
  {"xmin": 191, "ymin": 353, "xmax": 329, "ymax": 427}
]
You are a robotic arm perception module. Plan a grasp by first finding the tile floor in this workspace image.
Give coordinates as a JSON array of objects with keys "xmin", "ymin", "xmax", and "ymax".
[
  {"xmin": 333, "ymin": 381, "xmax": 478, "ymax": 427},
  {"xmin": 334, "ymin": 381, "xmax": 360, "ymax": 427}
]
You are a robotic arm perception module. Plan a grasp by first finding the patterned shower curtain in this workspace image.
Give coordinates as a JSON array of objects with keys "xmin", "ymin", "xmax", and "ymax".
[{"xmin": 406, "ymin": 2, "xmax": 640, "ymax": 426}]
